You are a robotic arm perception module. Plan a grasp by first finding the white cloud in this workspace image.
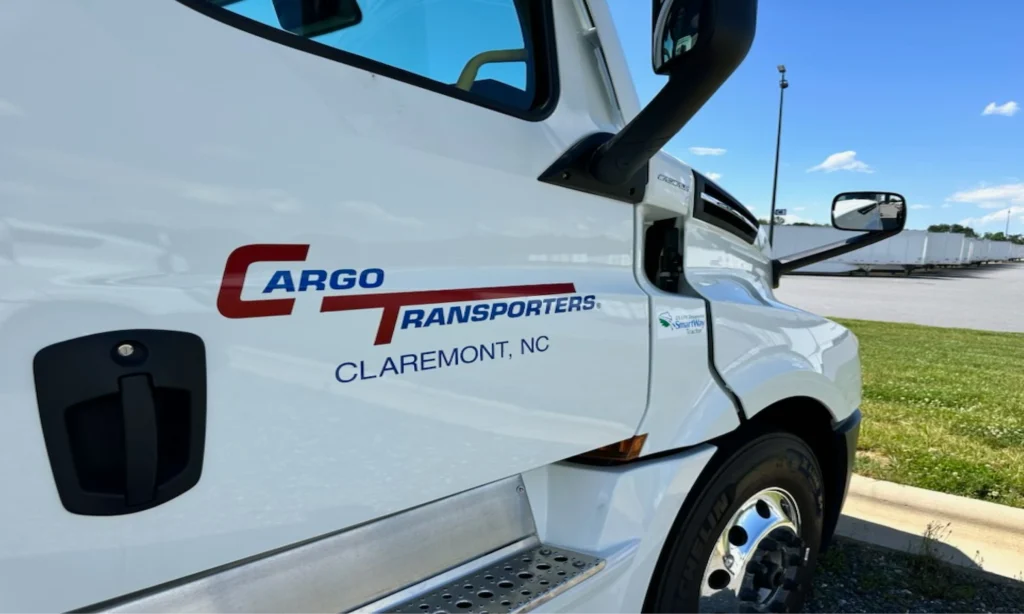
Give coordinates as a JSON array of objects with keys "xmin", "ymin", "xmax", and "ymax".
[
  {"xmin": 982, "ymin": 101, "xmax": 1019, "ymax": 117},
  {"xmin": 780, "ymin": 213, "xmax": 822, "ymax": 225},
  {"xmin": 689, "ymin": 147, "xmax": 726, "ymax": 156},
  {"xmin": 960, "ymin": 206, "xmax": 1024, "ymax": 228},
  {"xmin": 947, "ymin": 183, "xmax": 1024, "ymax": 208},
  {"xmin": 909, "ymin": 204, "xmax": 930, "ymax": 210},
  {"xmin": 793, "ymin": 207, "xmax": 806, "ymax": 211},
  {"xmin": 807, "ymin": 151, "xmax": 873, "ymax": 173},
  {"xmin": 941, "ymin": 203, "xmax": 952, "ymax": 209},
  {"xmin": 706, "ymin": 172, "xmax": 723, "ymax": 181}
]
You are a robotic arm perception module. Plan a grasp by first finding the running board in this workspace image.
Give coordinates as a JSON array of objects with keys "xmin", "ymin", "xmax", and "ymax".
[
  {"xmin": 80, "ymin": 475, "xmax": 606, "ymax": 614},
  {"xmin": 366, "ymin": 544, "xmax": 604, "ymax": 614}
]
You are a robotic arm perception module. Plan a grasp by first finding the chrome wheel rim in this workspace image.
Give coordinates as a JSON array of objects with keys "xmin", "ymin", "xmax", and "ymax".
[{"xmin": 698, "ymin": 487, "xmax": 806, "ymax": 613}]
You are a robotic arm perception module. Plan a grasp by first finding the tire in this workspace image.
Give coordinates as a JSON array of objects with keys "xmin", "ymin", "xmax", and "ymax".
[{"xmin": 644, "ymin": 432, "xmax": 825, "ymax": 613}]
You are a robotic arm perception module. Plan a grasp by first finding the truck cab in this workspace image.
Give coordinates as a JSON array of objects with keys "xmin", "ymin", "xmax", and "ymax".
[{"xmin": 0, "ymin": 0, "xmax": 905, "ymax": 611}]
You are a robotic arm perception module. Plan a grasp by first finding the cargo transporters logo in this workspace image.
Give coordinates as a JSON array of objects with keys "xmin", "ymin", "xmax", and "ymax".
[{"xmin": 217, "ymin": 244, "xmax": 598, "ymax": 346}]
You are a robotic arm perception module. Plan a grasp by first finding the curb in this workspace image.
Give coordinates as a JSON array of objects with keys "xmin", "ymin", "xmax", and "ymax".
[{"xmin": 836, "ymin": 475, "xmax": 1024, "ymax": 581}]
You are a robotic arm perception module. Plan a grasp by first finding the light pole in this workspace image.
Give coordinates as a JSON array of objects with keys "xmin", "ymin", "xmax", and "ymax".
[{"xmin": 768, "ymin": 65, "xmax": 788, "ymax": 248}]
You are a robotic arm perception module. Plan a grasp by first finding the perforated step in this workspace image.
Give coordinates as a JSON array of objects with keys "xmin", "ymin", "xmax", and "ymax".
[{"xmin": 385, "ymin": 545, "xmax": 604, "ymax": 614}]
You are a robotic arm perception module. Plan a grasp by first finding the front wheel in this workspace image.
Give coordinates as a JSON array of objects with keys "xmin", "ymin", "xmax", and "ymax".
[{"xmin": 644, "ymin": 432, "xmax": 826, "ymax": 613}]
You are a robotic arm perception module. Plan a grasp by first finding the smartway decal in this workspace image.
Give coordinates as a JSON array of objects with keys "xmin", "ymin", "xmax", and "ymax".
[{"xmin": 658, "ymin": 311, "xmax": 706, "ymax": 334}]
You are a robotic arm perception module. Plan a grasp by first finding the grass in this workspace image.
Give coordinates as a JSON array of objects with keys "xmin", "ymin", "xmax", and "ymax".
[{"xmin": 833, "ymin": 318, "xmax": 1024, "ymax": 508}]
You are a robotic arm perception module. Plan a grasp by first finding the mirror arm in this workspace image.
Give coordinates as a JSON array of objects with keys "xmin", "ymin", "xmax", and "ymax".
[
  {"xmin": 771, "ymin": 229, "xmax": 901, "ymax": 288},
  {"xmin": 590, "ymin": 0, "xmax": 756, "ymax": 186}
]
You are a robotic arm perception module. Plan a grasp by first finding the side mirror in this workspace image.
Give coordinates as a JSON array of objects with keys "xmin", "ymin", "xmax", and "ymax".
[
  {"xmin": 539, "ymin": 0, "xmax": 757, "ymax": 201},
  {"xmin": 832, "ymin": 192, "xmax": 907, "ymax": 232},
  {"xmin": 773, "ymin": 190, "xmax": 908, "ymax": 288}
]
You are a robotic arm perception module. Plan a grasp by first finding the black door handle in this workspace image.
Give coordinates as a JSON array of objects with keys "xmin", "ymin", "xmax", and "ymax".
[
  {"xmin": 34, "ymin": 330, "xmax": 207, "ymax": 516},
  {"xmin": 120, "ymin": 374, "xmax": 160, "ymax": 507}
]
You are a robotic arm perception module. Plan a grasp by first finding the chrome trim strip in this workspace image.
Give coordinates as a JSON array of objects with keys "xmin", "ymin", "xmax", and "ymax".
[
  {"xmin": 89, "ymin": 476, "xmax": 536, "ymax": 613},
  {"xmin": 700, "ymin": 192, "xmax": 759, "ymax": 233}
]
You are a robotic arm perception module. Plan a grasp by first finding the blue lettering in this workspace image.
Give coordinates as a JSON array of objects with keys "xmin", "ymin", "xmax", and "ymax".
[
  {"xmin": 542, "ymin": 297, "xmax": 558, "ymax": 314},
  {"xmin": 536, "ymin": 335, "xmax": 549, "ymax": 352},
  {"xmin": 424, "ymin": 307, "xmax": 446, "ymax": 327},
  {"xmin": 329, "ymin": 269, "xmax": 357, "ymax": 290},
  {"xmin": 496, "ymin": 340, "xmax": 509, "ymax": 357},
  {"xmin": 399, "ymin": 353, "xmax": 418, "ymax": 373},
  {"xmin": 263, "ymin": 270, "xmax": 295, "ymax": 293},
  {"xmin": 335, "ymin": 362, "xmax": 358, "ymax": 383},
  {"xmin": 359, "ymin": 362, "xmax": 377, "ymax": 380},
  {"xmin": 471, "ymin": 304, "xmax": 490, "ymax": 322},
  {"xmin": 421, "ymin": 350, "xmax": 438, "ymax": 371},
  {"xmin": 521, "ymin": 338, "xmax": 536, "ymax": 354},
  {"xmin": 554, "ymin": 297, "xmax": 569, "ymax": 313},
  {"xmin": 489, "ymin": 302, "xmax": 508, "ymax": 320},
  {"xmin": 359, "ymin": 268, "xmax": 384, "ymax": 288},
  {"xmin": 526, "ymin": 300, "xmax": 542, "ymax": 316},
  {"xmin": 402, "ymin": 309, "xmax": 425, "ymax": 329},
  {"xmin": 479, "ymin": 343, "xmax": 495, "ymax": 360},
  {"xmin": 447, "ymin": 305, "xmax": 472, "ymax": 324},
  {"xmin": 460, "ymin": 345, "xmax": 480, "ymax": 363},
  {"xmin": 300, "ymin": 269, "xmax": 328, "ymax": 291},
  {"xmin": 439, "ymin": 348, "xmax": 459, "ymax": 367},
  {"xmin": 568, "ymin": 296, "xmax": 583, "ymax": 312},
  {"xmin": 507, "ymin": 301, "xmax": 526, "ymax": 318},
  {"xmin": 380, "ymin": 357, "xmax": 399, "ymax": 377},
  {"xmin": 582, "ymin": 295, "xmax": 597, "ymax": 310}
]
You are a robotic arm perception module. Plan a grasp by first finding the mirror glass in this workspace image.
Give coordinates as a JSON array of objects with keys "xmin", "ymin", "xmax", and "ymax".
[
  {"xmin": 832, "ymin": 192, "xmax": 906, "ymax": 232},
  {"xmin": 652, "ymin": 0, "xmax": 704, "ymax": 75}
]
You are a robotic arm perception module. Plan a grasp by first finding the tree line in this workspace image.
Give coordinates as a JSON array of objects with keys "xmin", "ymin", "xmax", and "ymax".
[{"xmin": 926, "ymin": 224, "xmax": 1024, "ymax": 245}]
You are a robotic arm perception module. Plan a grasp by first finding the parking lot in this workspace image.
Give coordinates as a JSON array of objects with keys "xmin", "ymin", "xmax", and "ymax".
[{"xmin": 775, "ymin": 263, "xmax": 1024, "ymax": 333}]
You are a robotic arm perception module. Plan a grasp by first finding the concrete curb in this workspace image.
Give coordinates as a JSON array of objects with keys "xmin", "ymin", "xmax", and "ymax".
[{"xmin": 836, "ymin": 475, "xmax": 1024, "ymax": 581}]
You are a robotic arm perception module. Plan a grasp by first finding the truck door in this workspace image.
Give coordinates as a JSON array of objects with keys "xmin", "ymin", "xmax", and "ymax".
[{"xmin": 0, "ymin": 0, "xmax": 649, "ymax": 609}]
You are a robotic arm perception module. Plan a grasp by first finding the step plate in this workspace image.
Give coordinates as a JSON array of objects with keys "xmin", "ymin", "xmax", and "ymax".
[{"xmin": 386, "ymin": 545, "xmax": 604, "ymax": 614}]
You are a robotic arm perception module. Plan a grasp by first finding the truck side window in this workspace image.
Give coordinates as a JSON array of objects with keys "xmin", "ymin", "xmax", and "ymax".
[{"xmin": 185, "ymin": 0, "xmax": 557, "ymax": 119}]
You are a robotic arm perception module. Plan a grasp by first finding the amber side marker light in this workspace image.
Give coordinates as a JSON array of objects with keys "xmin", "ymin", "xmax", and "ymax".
[{"xmin": 570, "ymin": 434, "xmax": 648, "ymax": 465}]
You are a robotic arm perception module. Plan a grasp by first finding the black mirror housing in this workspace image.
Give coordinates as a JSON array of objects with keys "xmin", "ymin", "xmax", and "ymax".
[{"xmin": 538, "ymin": 0, "xmax": 757, "ymax": 202}]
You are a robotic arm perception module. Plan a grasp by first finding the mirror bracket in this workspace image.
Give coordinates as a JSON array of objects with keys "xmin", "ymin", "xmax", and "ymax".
[
  {"xmin": 771, "ymin": 229, "xmax": 901, "ymax": 288},
  {"xmin": 537, "ymin": 132, "xmax": 648, "ymax": 204}
]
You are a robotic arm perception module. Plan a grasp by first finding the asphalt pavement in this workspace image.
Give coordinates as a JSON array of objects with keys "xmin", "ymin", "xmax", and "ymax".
[{"xmin": 774, "ymin": 262, "xmax": 1024, "ymax": 333}]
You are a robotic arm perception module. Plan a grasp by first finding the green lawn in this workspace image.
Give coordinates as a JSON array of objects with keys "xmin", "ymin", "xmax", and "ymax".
[{"xmin": 834, "ymin": 318, "xmax": 1024, "ymax": 508}]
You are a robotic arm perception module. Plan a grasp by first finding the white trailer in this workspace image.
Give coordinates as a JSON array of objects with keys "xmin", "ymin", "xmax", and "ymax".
[
  {"xmin": 990, "ymin": 241, "xmax": 1012, "ymax": 262},
  {"xmin": 966, "ymin": 238, "xmax": 984, "ymax": 264},
  {"xmin": 843, "ymin": 229, "xmax": 928, "ymax": 272},
  {"xmin": 924, "ymin": 232, "xmax": 965, "ymax": 266},
  {"xmin": 772, "ymin": 225, "xmax": 857, "ymax": 273}
]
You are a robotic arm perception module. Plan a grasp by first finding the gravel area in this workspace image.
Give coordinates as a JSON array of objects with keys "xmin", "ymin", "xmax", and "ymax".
[{"xmin": 806, "ymin": 537, "xmax": 1024, "ymax": 613}]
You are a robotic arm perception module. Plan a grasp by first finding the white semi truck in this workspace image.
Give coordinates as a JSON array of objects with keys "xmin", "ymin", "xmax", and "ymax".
[{"xmin": 0, "ymin": 0, "xmax": 908, "ymax": 612}]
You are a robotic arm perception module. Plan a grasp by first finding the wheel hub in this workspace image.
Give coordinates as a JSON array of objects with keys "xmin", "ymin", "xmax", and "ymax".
[{"xmin": 698, "ymin": 488, "xmax": 807, "ymax": 613}]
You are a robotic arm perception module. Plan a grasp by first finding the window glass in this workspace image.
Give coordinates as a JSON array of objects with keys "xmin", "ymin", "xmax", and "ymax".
[{"xmin": 208, "ymin": 0, "xmax": 536, "ymax": 111}]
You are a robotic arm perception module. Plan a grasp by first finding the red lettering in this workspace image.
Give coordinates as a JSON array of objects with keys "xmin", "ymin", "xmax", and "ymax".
[
  {"xmin": 320, "ymin": 283, "xmax": 575, "ymax": 345},
  {"xmin": 217, "ymin": 244, "xmax": 310, "ymax": 318}
]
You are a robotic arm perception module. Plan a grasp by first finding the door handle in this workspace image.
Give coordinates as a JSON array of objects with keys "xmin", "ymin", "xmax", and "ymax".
[{"xmin": 34, "ymin": 330, "xmax": 207, "ymax": 516}]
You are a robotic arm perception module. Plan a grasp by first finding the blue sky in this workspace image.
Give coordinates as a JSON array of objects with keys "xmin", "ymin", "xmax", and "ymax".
[{"xmin": 608, "ymin": 0, "xmax": 1024, "ymax": 232}]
